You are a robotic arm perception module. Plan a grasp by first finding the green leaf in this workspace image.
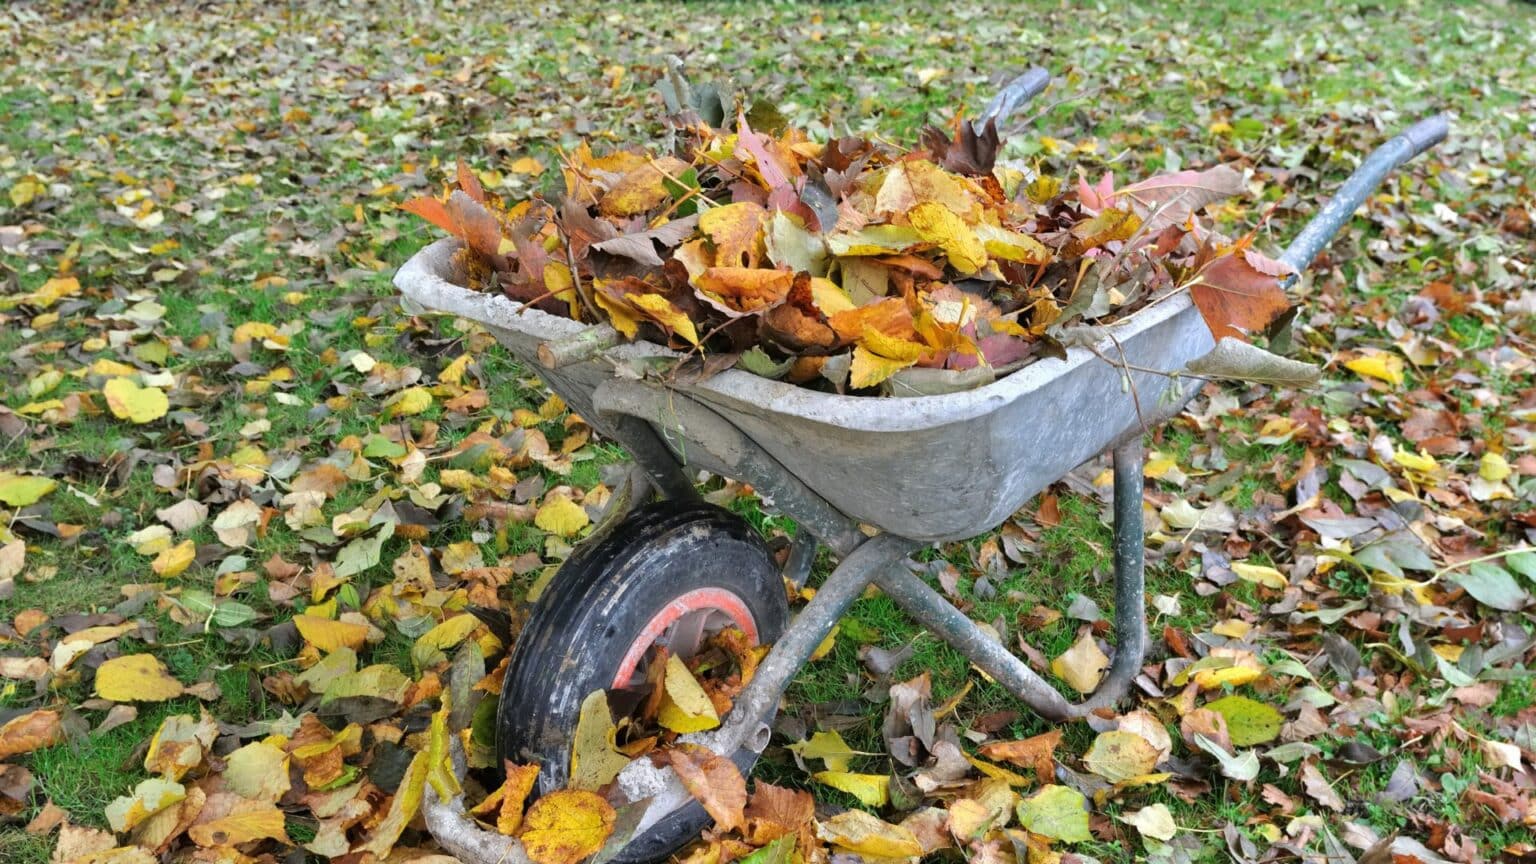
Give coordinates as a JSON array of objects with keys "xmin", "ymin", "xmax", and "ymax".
[
  {"xmin": 1506, "ymin": 551, "xmax": 1536, "ymax": 582},
  {"xmin": 1205, "ymin": 695, "xmax": 1283, "ymax": 746},
  {"xmin": 1452, "ymin": 562, "xmax": 1529, "ymax": 612},
  {"xmin": 1016, "ymin": 785, "xmax": 1091, "ymax": 843}
]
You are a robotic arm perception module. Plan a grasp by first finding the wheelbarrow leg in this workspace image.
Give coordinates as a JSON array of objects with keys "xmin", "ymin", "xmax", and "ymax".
[{"xmin": 871, "ymin": 437, "xmax": 1148, "ymax": 721}]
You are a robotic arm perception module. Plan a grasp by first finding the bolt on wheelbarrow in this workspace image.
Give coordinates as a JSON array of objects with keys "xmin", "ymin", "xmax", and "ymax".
[{"xmin": 393, "ymin": 68, "xmax": 1450, "ymax": 863}]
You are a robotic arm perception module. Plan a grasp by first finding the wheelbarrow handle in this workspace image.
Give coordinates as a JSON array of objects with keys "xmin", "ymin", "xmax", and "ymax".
[
  {"xmin": 1279, "ymin": 112, "xmax": 1451, "ymax": 281},
  {"xmin": 973, "ymin": 66, "xmax": 1051, "ymax": 132}
]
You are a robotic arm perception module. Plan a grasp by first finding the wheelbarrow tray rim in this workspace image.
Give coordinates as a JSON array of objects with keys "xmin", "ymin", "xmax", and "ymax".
[{"xmin": 394, "ymin": 237, "xmax": 1195, "ymax": 432}]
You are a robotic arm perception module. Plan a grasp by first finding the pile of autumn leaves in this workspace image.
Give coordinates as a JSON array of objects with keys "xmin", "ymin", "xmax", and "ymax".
[{"xmin": 404, "ymin": 115, "xmax": 1294, "ymax": 393}]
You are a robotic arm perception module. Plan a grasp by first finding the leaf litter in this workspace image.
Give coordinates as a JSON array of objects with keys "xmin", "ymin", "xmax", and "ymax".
[{"xmin": 0, "ymin": 1, "xmax": 1533, "ymax": 863}]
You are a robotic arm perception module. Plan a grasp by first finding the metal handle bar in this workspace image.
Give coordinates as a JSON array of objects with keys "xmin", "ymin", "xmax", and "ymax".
[
  {"xmin": 1279, "ymin": 113, "xmax": 1451, "ymax": 282},
  {"xmin": 974, "ymin": 66, "xmax": 1051, "ymax": 132}
]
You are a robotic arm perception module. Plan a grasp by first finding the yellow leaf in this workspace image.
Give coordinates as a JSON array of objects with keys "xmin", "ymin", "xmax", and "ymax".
[
  {"xmin": 103, "ymin": 378, "xmax": 169, "ymax": 424},
  {"xmin": 0, "ymin": 472, "xmax": 57, "ymax": 507},
  {"xmin": 1480, "ymin": 452, "xmax": 1512, "ymax": 482},
  {"xmin": 593, "ymin": 286, "xmax": 641, "ymax": 339},
  {"xmin": 1344, "ymin": 353, "xmax": 1404, "ymax": 387},
  {"xmin": 699, "ymin": 201, "xmax": 769, "ymax": 269},
  {"xmin": 1083, "ymin": 731, "xmax": 1162, "ymax": 783},
  {"xmin": 1393, "ymin": 447, "xmax": 1439, "ymax": 475},
  {"xmin": 535, "ymin": 494, "xmax": 590, "ymax": 538},
  {"xmin": 151, "ymin": 539, "xmax": 197, "ymax": 578},
  {"xmin": 571, "ymin": 690, "xmax": 631, "ymax": 791},
  {"xmin": 964, "ymin": 754, "xmax": 1031, "ymax": 786},
  {"xmin": 519, "ymin": 789, "xmax": 617, "ymax": 864},
  {"xmin": 439, "ymin": 353, "xmax": 472, "ymax": 386},
  {"xmin": 816, "ymin": 808, "xmax": 922, "ymax": 859},
  {"xmin": 412, "ymin": 614, "xmax": 482, "ymax": 668},
  {"xmin": 907, "ymin": 201, "xmax": 987, "ymax": 274},
  {"xmin": 600, "ymin": 156, "xmax": 690, "ymax": 217},
  {"xmin": 232, "ymin": 321, "xmax": 280, "ymax": 345},
  {"xmin": 9, "ymin": 175, "xmax": 45, "ymax": 207},
  {"xmin": 787, "ymin": 729, "xmax": 869, "ymax": 772},
  {"xmin": 813, "ymin": 771, "xmax": 890, "ymax": 807},
  {"xmin": 96, "ymin": 654, "xmax": 185, "ymax": 702},
  {"xmin": 627, "ymin": 293, "xmax": 700, "ymax": 346},
  {"xmin": 511, "ymin": 156, "xmax": 544, "ymax": 176},
  {"xmin": 188, "ymin": 799, "xmax": 287, "ymax": 846},
  {"xmin": 294, "ymin": 614, "xmax": 371, "ymax": 653},
  {"xmin": 105, "ymin": 778, "xmax": 186, "ymax": 833},
  {"xmin": 223, "ymin": 740, "xmax": 292, "ymax": 802},
  {"xmin": 658, "ymin": 654, "xmax": 720, "ymax": 733},
  {"xmin": 1230, "ymin": 561, "xmax": 1287, "ymax": 589},
  {"xmin": 144, "ymin": 712, "xmax": 218, "ymax": 781},
  {"xmin": 356, "ymin": 749, "xmax": 428, "ymax": 857},
  {"xmin": 975, "ymin": 223, "xmax": 1051, "ymax": 264},
  {"xmin": 386, "ymin": 386, "xmax": 434, "ymax": 418},
  {"xmin": 1050, "ymin": 631, "xmax": 1108, "ymax": 694},
  {"xmin": 850, "ymin": 346, "xmax": 918, "ymax": 389}
]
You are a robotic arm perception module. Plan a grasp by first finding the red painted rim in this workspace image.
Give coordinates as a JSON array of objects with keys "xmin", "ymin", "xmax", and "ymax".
[{"xmin": 611, "ymin": 587, "xmax": 760, "ymax": 690}]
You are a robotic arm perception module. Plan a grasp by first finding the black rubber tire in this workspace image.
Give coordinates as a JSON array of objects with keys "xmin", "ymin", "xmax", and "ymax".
[{"xmin": 497, "ymin": 501, "xmax": 788, "ymax": 864}]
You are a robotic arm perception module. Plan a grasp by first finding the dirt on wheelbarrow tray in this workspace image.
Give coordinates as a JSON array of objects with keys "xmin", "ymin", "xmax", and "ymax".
[{"xmin": 403, "ymin": 95, "xmax": 1299, "ymax": 397}]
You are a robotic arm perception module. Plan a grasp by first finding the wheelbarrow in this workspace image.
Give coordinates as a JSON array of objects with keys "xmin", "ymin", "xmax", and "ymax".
[{"xmin": 393, "ymin": 68, "xmax": 1450, "ymax": 863}]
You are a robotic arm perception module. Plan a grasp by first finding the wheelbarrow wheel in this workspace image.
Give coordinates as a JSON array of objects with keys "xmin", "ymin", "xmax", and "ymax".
[{"xmin": 497, "ymin": 500, "xmax": 789, "ymax": 864}]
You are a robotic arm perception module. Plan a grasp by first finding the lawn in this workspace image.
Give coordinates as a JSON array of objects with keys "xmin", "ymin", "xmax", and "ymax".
[{"xmin": 1, "ymin": 0, "xmax": 1534, "ymax": 862}]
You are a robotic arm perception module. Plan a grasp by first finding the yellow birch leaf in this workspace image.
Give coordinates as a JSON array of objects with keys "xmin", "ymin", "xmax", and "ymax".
[
  {"xmin": 1230, "ymin": 561, "xmax": 1287, "ymax": 589},
  {"xmin": 658, "ymin": 654, "xmax": 720, "ymax": 733},
  {"xmin": 224, "ymin": 740, "xmax": 292, "ymax": 802},
  {"xmin": 105, "ymin": 778, "xmax": 186, "ymax": 833},
  {"xmin": 592, "ymin": 288, "xmax": 641, "ymax": 339},
  {"xmin": 907, "ymin": 201, "xmax": 987, "ymax": 274},
  {"xmin": 103, "ymin": 378, "xmax": 169, "ymax": 424},
  {"xmin": 1050, "ymin": 631, "xmax": 1108, "ymax": 694},
  {"xmin": 816, "ymin": 808, "xmax": 922, "ymax": 858},
  {"xmin": 188, "ymin": 800, "xmax": 287, "ymax": 846},
  {"xmin": 813, "ymin": 771, "xmax": 890, "ymax": 808},
  {"xmin": 975, "ymin": 223, "xmax": 1052, "ymax": 264},
  {"xmin": 964, "ymin": 754, "xmax": 1031, "ymax": 786},
  {"xmin": 1083, "ymin": 731, "xmax": 1162, "ymax": 783},
  {"xmin": 293, "ymin": 615, "xmax": 371, "ymax": 652},
  {"xmin": 627, "ymin": 293, "xmax": 700, "ymax": 346},
  {"xmin": 787, "ymin": 729, "xmax": 869, "ymax": 772},
  {"xmin": 571, "ymin": 690, "xmax": 631, "ymax": 791},
  {"xmin": 1480, "ymin": 452, "xmax": 1512, "ymax": 482},
  {"xmin": 519, "ymin": 789, "xmax": 617, "ymax": 864},
  {"xmin": 355, "ymin": 749, "xmax": 428, "ymax": 857},
  {"xmin": 0, "ymin": 472, "xmax": 57, "ymax": 507},
  {"xmin": 850, "ymin": 346, "xmax": 918, "ymax": 389},
  {"xmin": 1344, "ymin": 353, "xmax": 1405, "ymax": 387},
  {"xmin": 411, "ymin": 614, "xmax": 481, "ymax": 668},
  {"xmin": 385, "ymin": 386, "xmax": 433, "ymax": 418},
  {"xmin": 96, "ymin": 654, "xmax": 185, "ymax": 702},
  {"xmin": 151, "ymin": 539, "xmax": 196, "ymax": 578},
  {"xmin": 535, "ymin": 494, "xmax": 590, "ymax": 537}
]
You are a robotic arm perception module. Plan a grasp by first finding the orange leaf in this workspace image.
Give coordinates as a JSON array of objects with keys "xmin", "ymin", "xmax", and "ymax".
[
  {"xmin": 668, "ymin": 747, "xmax": 747, "ymax": 833},
  {"xmin": 977, "ymin": 729, "xmax": 1062, "ymax": 785},
  {"xmin": 694, "ymin": 267, "xmax": 794, "ymax": 316},
  {"xmin": 0, "ymin": 709, "xmax": 64, "ymax": 759},
  {"xmin": 1189, "ymin": 250, "xmax": 1291, "ymax": 341},
  {"xmin": 457, "ymin": 158, "xmax": 486, "ymax": 203},
  {"xmin": 400, "ymin": 196, "xmax": 457, "ymax": 236}
]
